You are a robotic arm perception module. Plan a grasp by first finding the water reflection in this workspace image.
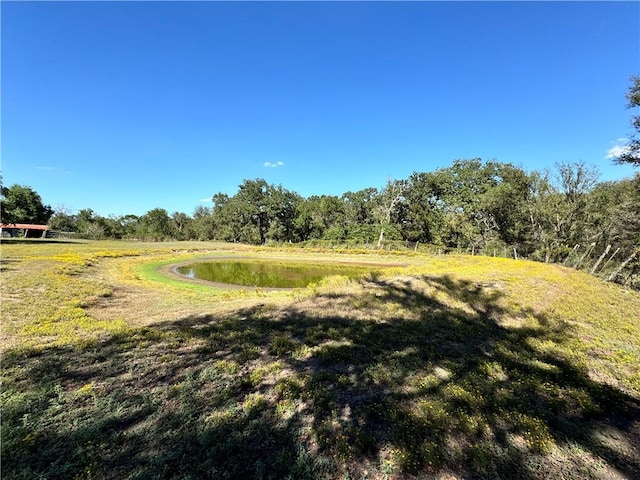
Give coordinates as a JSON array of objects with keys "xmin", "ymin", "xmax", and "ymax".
[{"xmin": 175, "ymin": 260, "xmax": 379, "ymax": 288}]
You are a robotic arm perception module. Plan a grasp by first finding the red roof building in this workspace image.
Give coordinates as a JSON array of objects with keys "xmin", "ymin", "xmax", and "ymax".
[{"xmin": 0, "ymin": 223, "xmax": 50, "ymax": 238}]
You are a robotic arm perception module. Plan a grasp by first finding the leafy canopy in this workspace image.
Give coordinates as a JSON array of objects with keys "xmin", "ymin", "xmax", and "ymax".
[
  {"xmin": 1, "ymin": 184, "xmax": 54, "ymax": 225},
  {"xmin": 614, "ymin": 75, "xmax": 640, "ymax": 166}
]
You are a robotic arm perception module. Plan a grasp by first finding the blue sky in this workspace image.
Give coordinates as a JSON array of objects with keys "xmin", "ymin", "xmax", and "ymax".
[{"xmin": 2, "ymin": 1, "xmax": 639, "ymax": 217}]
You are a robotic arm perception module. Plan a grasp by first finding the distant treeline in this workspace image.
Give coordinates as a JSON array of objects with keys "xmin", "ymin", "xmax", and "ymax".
[{"xmin": 2, "ymin": 158, "xmax": 639, "ymax": 287}]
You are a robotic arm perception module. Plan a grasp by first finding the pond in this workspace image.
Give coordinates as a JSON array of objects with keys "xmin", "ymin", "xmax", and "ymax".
[{"xmin": 174, "ymin": 259, "xmax": 384, "ymax": 288}]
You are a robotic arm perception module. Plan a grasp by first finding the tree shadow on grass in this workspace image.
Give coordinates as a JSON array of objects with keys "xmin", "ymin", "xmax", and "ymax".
[
  {"xmin": 0, "ymin": 257, "xmax": 19, "ymax": 272},
  {"xmin": 0, "ymin": 238, "xmax": 80, "ymax": 245},
  {"xmin": 2, "ymin": 274, "xmax": 639, "ymax": 479}
]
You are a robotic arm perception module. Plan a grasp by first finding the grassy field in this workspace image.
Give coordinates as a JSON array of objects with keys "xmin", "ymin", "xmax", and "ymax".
[{"xmin": 1, "ymin": 239, "xmax": 639, "ymax": 479}]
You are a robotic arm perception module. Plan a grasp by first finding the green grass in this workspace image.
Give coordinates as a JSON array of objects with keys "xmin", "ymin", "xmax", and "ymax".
[{"xmin": 1, "ymin": 239, "xmax": 639, "ymax": 479}]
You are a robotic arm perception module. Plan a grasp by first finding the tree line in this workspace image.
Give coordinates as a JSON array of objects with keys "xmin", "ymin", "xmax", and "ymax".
[{"xmin": 2, "ymin": 158, "xmax": 639, "ymax": 287}]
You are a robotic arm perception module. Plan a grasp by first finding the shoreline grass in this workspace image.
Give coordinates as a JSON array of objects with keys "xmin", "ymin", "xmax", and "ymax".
[{"xmin": 2, "ymin": 239, "xmax": 639, "ymax": 479}]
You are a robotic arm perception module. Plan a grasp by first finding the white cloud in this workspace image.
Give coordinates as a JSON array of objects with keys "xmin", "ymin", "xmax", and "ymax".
[
  {"xmin": 36, "ymin": 165, "xmax": 71, "ymax": 175},
  {"xmin": 605, "ymin": 143, "xmax": 631, "ymax": 159},
  {"xmin": 199, "ymin": 197, "xmax": 212, "ymax": 203},
  {"xmin": 264, "ymin": 161, "xmax": 284, "ymax": 168}
]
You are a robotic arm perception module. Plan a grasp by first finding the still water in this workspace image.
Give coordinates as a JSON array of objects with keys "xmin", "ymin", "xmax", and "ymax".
[{"xmin": 175, "ymin": 260, "xmax": 379, "ymax": 288}]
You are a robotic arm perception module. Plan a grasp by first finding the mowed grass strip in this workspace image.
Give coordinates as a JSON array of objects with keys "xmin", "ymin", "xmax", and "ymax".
[{"xmin": 1, "ymin": 239, "xmax": 639, "ymax": 479}]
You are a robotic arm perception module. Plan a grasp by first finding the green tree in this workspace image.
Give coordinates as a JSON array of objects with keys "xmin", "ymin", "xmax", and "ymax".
[
  {"xmin": 118, "ymin": 215, "xmax": 140, "ymax": 239},
  {"xmin": 210, "ymin": 192, "xmax": 259, "ymax": 243},
  {"xmin": 236, "ymin": 179, "xmax": 271, "ymax": 244},
  {"xmin": 585, "ymin": 174, "xmax": 640, "ymax": 255},
  {"xmin": 614, "ymin": 75, "xmax": 640, "ymax": 166},
  {"xmin": 48, "ymin": 207, "xmax": 78, "ymax": 233},
  {"xmin": 342, "ymin": 188, "xmax": 378, "ymax": 226},
  {"xmin": 138, "ymin": 208, "xmax": 173, "ymax": 241},
  {"xmin": 170, "ymin": 212, "xmax": 193, "ymax": 241},
  {"xmin": 101, "ymin": 215, "xmax": 126, "ymax": 239},
  {"xmin": 478, "ymin": 162, "xmax": 532, "ymax": 249},
  {"xmin": 428, "ymin": 159, "xmax": 497, "ymax": 250},
  {"xmin": 400, "ymin": 171, "xmax": 446, "ymax": 245},
  {"xmin": 296, "ymin": 195, "xmax": 349, "ymax": 242},
  {"xmin": 191, "ymin": 206, "xmax": 215, "ymax": 241},
  {"xmin": 526, "ymin": 161, "xmax": 600, "ymax": 262},
  {"xmin": 1, "ymin": 184, "xmax": 53, "ymax": 224},
  {"xmin": 401, "ymin": 159, "xmax": 531, "ymax": 253},
  {"xmin": 266, "ymin": 186, "xmax": 301, "ymax": 243},
  {"xmin": 294, "ymin": 196, "xmax": 325, "ymax": 240},
  {"xmin": 212, "ymin": 179, "xmax": 302, "ymax": 245},
  {"xmin": 76, "ymin": 209, "xmax": 100, "ymax": 238},
  {"xmin": 374, "ymin": 178, "xmax": 405, "ymax": 248},
  {"xmin": 211, "ymin": 191, "xmax": 260, "ymax": 244}
]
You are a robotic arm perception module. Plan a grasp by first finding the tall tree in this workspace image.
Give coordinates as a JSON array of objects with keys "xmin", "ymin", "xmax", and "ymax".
[
  {"xmin": 170, "ymin": 212, "xmax": 193, "ymax": 241},
  {"xmin": 374, "ymin": 178, "xmax": 405, "ymax": 248},
  {"xmin": 266, "ymin": 185, "xmax": 301, "ymax": 243},
  {"xmin": 119, "ymin": 214, "xmax": 140, "ymax": 239},
  {"xmin": 192, "ymin": 206, "xmax": 215, "ymax": 241},
  {"xmin": 585, "ymin": 174, "xmax": 640, "ymax": 253},
  {"xmin": 479, "ymin": 162, "xmax": 532, "ymax": 248},
  {"xmin": 294, "ymin": 196, "xmax": 326, "ymax": 241},
  {"xmin": 75, "ymin": 209, "xmax": 114, "ymax": 239},
  {"xmin": 212, "ymin": 179, "xmax": 302, "ymax": 245},
  {"xmin": 614, "ymin": 75, "xmax": 640, "ymax": 166},
  {"xmin": 527, "ymin": 161, "xmax": 600, "ymax": 262},
  {"xmin": 235, "ymin": 179, "xmax": 271, "ymax": 244},
  {"xmin": 1, "ymin": 184, "xmax": 53, "ymax": 224},
  {"xmin": 405, "ymin": 160, "xmax": 523, "ymax": 251},
  {"xmin": 138, "ymin": 208, "xmax": 173, "ymax": 241},
  {"xmin": 400, "ymin": 171, "xmax": 446, "ymax": 244},
  {"xmin": 212, "ymin": 194, "xmax": 257, "ymax": 243},
  {"xmin": 48, "ymin": 206, "xmax": 78, "ymax": 233}
]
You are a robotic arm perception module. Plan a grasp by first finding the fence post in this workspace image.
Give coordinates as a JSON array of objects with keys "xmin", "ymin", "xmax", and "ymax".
[
  {"xmin": 563, "ymin": 244, "xmax": 580, "ymax": 266},
  {"xmin": 607, "ymin": 249, "xmax": 638, "ymax": 282},
  {"xmin": 600, "ymin": 247, "xmax": 621, "ymax": 274},
  {"xmin": 574, "ymin": 243, "xmax": 595, "ymax": 270},
  {"xmin": 590, "ymin": 244, "xmax": 611, "ymax": 275}
]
